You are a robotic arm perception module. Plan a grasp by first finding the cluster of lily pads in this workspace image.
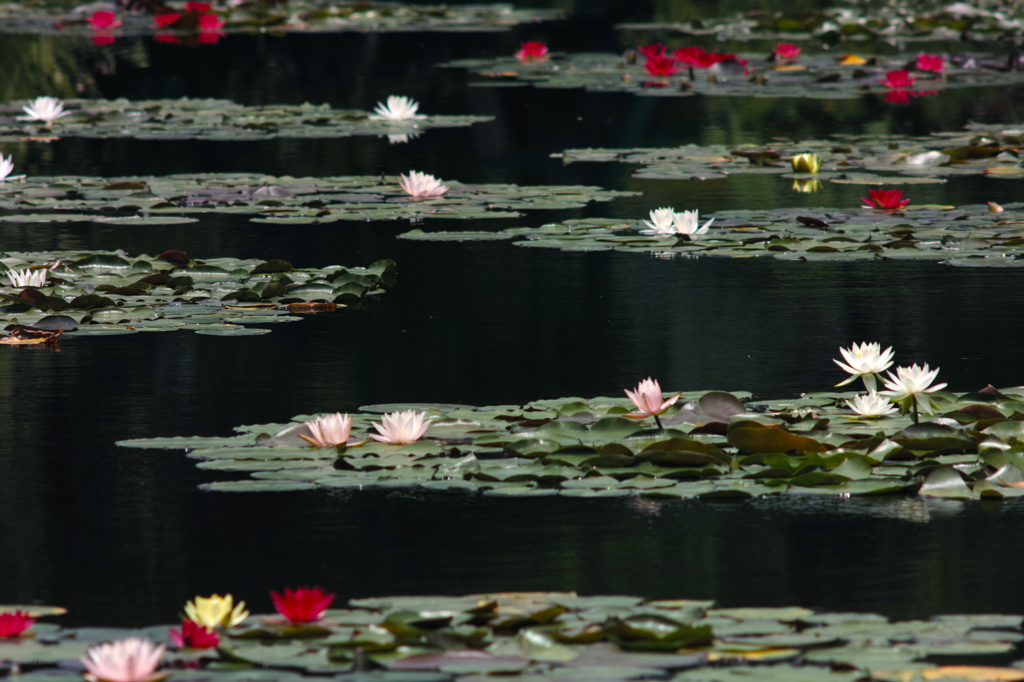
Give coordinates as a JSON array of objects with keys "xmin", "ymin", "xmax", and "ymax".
[
  {"xmin": 554, "ymin": 123, "xmax": 1024, "ymax": 183},
  {"xmin": 0, "ymin": 2, "xmax": 560, "ymax": 36},
  {"xmin": 617, "ymin": 3, "xmax": 1024, "ymax": 43},
  {"xmin": 117, "ymin": 363, "xmax": 1024, "ymax": 499},
  {"xmin": 400, "ymin": 198, "xmax": 1024, "ymax": 266},
  {"xmin": 444, "ymin": 45, "xmax": 1021, "ymax": 99},
  {"xmin": 0, "ymin": 96, "xmax": 493, "ymax": 142},
  {"xmin": 0, "ymin": 250, "xmax": 396, "ymax": 342},
  {"xmin": 0, "ymin": 169, "xmax": 636, "ymax": 224},
  {"xmin": 5, "ymin": 591, "xmax": 1024, "ymax": 681}
]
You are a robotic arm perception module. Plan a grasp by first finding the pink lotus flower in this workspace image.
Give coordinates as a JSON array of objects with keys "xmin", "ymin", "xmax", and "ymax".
[
  {"xmin": 644, "ymin": 55, "xmax": 680, "ymax": 76},
  {"xmin": 270, "ymin": 587, "xmax": 335, "ymax": 623},
  {"xmin": 185, "ymin": 1, "xmax": 211, "ymax": 10},
  {"xmin": 514, "ymin": 41, "xmax": 549, "ymax": 63},
  {"xmin": 298, "ymin": 412, "xmax": 352, "ymax": 448},
  {"xmin": 88, "ymin": 10, "xmax": 122, "ymax": 29},
  {"xmin": 624, "ymin": 377, "xmax": 681, "ymax": 428},
  {"xmin": 916, "ymin": 53, "xmax": 945, "ymax": 73},
  {"xmin": 637, "ymin": 43, "xmax": 666, "ymax": 59},
  {"xmin": 880, "ymin": 69, "xmax": 916, "ymax": 88},
  {"xmin": 0, "ymin": 611, "xmax": 34, "ymax": 638},
  {"xmin": 197, "ymin": 13, "xmax": 224, "ymax": 29},
  {"xmin": 155, "ymin": 13, "xmax": 181, "ymax": 26},
  {"xmin": 399, "ymin": 171, "xmax": 449, "ymax": 198},
  {"xmin": 773, "ymin": 43, "xmax": 800, "ymax": 60},
  {"xmin": 80, "ymin": 637, "xmax": 167, "ymax": 682},
  {"xmin": 168, "ymin": 620, "xmax": 219, "ymax": 649},
  {"xmin": 861, "ymin": 188, "xmax": 910, "ymax": 210},
  {"xmin": 369, "ymin": 410, "xmax": 433, "ymax": 445}
]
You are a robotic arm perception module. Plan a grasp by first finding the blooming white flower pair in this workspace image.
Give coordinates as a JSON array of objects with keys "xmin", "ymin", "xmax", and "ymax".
[
  {"xmin": 641, "ymin": 207, "xmax": 713, "ymax": 236},
  {"xmin": 300, "ymin": 410, "xmax": 433, "ymax": 447},
  {"xmin": 835, "ymin": 342, "xmax": 946, "ymax": 419}
]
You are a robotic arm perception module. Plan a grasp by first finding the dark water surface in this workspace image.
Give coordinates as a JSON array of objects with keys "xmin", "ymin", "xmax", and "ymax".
[{"xmin": 1, "ymin": 9, "xmax": 1024, "ymax": 626}]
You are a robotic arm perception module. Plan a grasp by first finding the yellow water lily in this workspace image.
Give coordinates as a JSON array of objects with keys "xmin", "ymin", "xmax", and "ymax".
[
  {"xmin": 183, "ymin": 594, "xmax": 249, "ymax": 629},
  {"xmin": 790, "ymin": 153, "xmax": 822, "ymax": 174}
]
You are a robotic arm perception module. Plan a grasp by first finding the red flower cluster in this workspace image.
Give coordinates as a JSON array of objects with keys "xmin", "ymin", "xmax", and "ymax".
[
  {"xmin": 0, "ymin": 611, "xmax": 34, "ymax": 638},
  {"xmin": 169, "ymin": 620, "xmax": 220, "ymax": 649},
  {"xmin": 514, "ymin": 41, "xmax": 549, "ymax": 63},
  {"xmin": 916, "ymin": 53, "xmax": 945, "ymax": 73},
  {"xmin": 773, "ymin": 43, "xmax": 800, "ymax": 60},
  {"xmin": 879, "ymin": 69, "xmax": 917, "ymax": 88},
  {"xmin": 87, "ymin": 10, "xmax": 122, "ymax": 44},
  {"xmin": 861, "ymin": 188, "xmax": 910, "ymax": 210},
  {"xmin": 638, "ymin": 44, "xmax": 747, "ymax": 77},
  {"xmin": 154, "ymin": 1, "xmax": 225, "ymax": 36},
  {"xmin": 270, "ymin": 587, "xmax": 335, "ymax": 623}
]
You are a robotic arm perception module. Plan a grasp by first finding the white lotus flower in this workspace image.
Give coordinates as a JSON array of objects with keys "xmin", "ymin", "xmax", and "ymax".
[
  {"xmin": 673, "ymin": 209, "xmax": 713, "ymax": 235},
  {"xmin": 399, "ymin": 171, "xmax": 449, "ymax": 198},
  {"xmin": 0, "ymin": 154, "xmax": 25, "ymax": 182},
  {"xmin": 7, "ymin": 267, "xmax": 48, "ymax": 287},
  {"xmin": 881, "ymin": 363, "xmax": 947, "ymax": 414},
  {"xmin": 641, "ymin": 207, "xmax": 677, "ymax": 235},
  {"xmin": 834, "ymin": 341, "xmax": 895, "ymax": 392},
  {"xmin": 369, "ymin": 410, "xmax": 433, "ymax": 445},
  {"xmin": 298, "ymin": 412, "xmax": 352, "ymax": 448},
  {"xmin": 845, "ymin": 391, "xmax": 897, "ymax": 417},
  {"xmin": 18, "ymin": 96, "xmax": 70, "ymax": 124},
  {"xmin": 369, "ymin": 95, "xmax": 426, "ymax": 121}
]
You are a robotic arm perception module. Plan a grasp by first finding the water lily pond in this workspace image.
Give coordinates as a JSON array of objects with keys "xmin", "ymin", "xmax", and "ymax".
[{"xmin": 8, "ymin": 0, "xmax": 1024, "ymax": 676}]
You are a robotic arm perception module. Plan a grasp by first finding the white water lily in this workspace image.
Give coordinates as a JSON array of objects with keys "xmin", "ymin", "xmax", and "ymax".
[
  {"xmin": 845, "ymin": 391, "xmax": 897, "ymax": 417},
  {"xmin": 399, "ymin": 171, "xmax": 449, "ymax": 198},
  {"xmin": 642, "ymin": 207, "xmax": 677, "ymax": 234},
  {"xmin": 881, "ymin": 363, "xmax": 947, "ymax": 415},
  {"xmin": 0, "ymin": 154, "xmax": 25, "ymax": 182},
  {"xmin": 369, "ymin": 95, "xmax": 426, "ymax": 121},
  {"xmin": 834, "ymin": 341, "xmax": 895, "ymax": 392},
  {"xmin": 6, "ymin": 267, "xmax": 48, "ymax": 288},
  {"xmin": 673, "ymin": 209, "xmax": 713, "ymax": 235},
  {"xmin": 369, "ymin": 410, "xmax": 433, "ymax": 445},
  {"xmin": 18, "ymin": 96, "xmax": 70, "ymax": 124}
]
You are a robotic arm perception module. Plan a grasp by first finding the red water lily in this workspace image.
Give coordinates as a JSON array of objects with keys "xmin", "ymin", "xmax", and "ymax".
[
  {"xmin": 644, "ymin": 55, "xmax": 680, "ymax": 76},
  {"xmin": 155, "ymin": 12, "xmax": 181, "ymax": 26},
  {"xmin": 672, "ymin": 46, "xmax": 706, "ymax": 65},
  {"xmin": 198, "ymin": 13, "xmax": 224, "ymax": 29},
  {"xmin": 169, "ymin": 620, "xmax": 219, "ymax": 649},
  {"xmin": 861, "ymin": 188, "xmax": 910, "ymax": 210},
  {"xmin": 0, "ymin": 611, "xmax": 34, "ymax": 638},
  {"xmin": 637, "ymin": 43, "xmax": 665, "ymax": 59},
  {"xmin": 514, "ymin": 41, "xmax": 548, "ymax": 63},
  {"xmin": 880, "ymin": 69, "xmax": 916, "ymax": 88},
  {"xmin": 185, "ymin": 1, "xmax": 211, "ymax": 10},
  {"xmin": 916, "ymin": 53, "xmax": 945, "ymax": 73},
  {"xmin": 773, "ymin": 43, "xmax": 800, "ymax": 60},
  {"xmin": 270, "ymin": 587, "xmax": 335, "ymax": 623},
  {"xmin": 87, "ymin": 10, "xmax": 121, "ymax": 29}
]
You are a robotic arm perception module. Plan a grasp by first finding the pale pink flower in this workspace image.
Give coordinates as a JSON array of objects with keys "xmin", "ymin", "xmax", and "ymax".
[
  {"xmin": 398, "ymin": 171, "xmax": 449, "ymax": 198},
  {"xmin": 369, "ymin": 410, "xmax": 433, "ymax": 445},
  {"xmin": 624, "ymin": 378, "xmax": 681, "ymax": 422},
  {"xmin": 80, "ymin": 637, "xmax": 167, "ymax": 682},
  {"xmin": 298, "ymin": 412, "xmax": 352, "ymax": 448}
]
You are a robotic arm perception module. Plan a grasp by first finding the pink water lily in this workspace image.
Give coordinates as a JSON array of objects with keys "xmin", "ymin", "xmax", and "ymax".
[
  {"xmin": 81, "ymin": 637, "xmax": 167, "ymax": 682},
  {"xmin": 399, "ymin": 171, "xmax": 449, "ymax": 198},
  {"xmin": 88, "ymin": 10, "xmax": 122, "ymax": 29},
  {"xmin": 0, "ymin": 611, "xmax": 34, "ymax": 638},
  {"xmin": 299, "ymin": 412, "xmax": 352, "ymax": 448},
  {"xmin": 271, "ymin": 587, "xmax": 335, "ymax": 623},
  {"xmin": 773, "ymin": 43, "xmax": 800, "ymax": 60},
  {"xmin": 916, "ymin": 53, "xmax": 945, "ymax": 73},
  {"xmin": 624, "ymin": 378, "xmax": 681, "ymax": 428},
  {"xmin": 644, "ymin": 55, "xmax": 680, "ymax": 76}
]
